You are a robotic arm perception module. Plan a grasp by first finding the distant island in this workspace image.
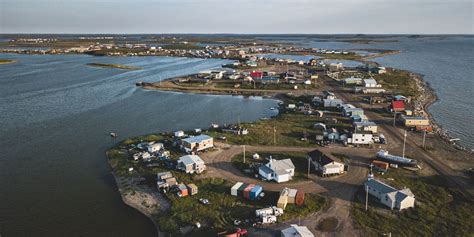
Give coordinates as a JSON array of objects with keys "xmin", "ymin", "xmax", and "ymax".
[
  {"xmin": 0, "ymin": 59, "xmax": 16, "ymax": 64},
  {"xmin": 86, "ymin": 63, "xmax": 142, "ymax": 70}
]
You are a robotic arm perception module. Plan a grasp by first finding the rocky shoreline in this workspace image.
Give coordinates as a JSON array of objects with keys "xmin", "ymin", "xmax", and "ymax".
[{"xmin": 411, "ymin": 72, "xmax": 472, "ymax": 153}]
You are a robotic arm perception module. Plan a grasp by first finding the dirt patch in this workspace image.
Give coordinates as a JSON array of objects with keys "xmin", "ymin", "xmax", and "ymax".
[{"xmin": 316, "ymin": 217, "xmax": 339, "ymax": 232}]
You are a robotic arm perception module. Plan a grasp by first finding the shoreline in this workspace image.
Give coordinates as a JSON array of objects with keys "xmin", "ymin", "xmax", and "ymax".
[
  {"xmin": 410, "ymin": 72, "xmax": 472, "ymax": 153},
  {"xmin": 106, "ymin": 151, "xmax": 168, "ymax": 237}
]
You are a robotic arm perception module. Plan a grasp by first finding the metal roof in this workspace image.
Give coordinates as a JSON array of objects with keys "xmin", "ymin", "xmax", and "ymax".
[
  {"xmin": 178, "ymin": 155, "xmax": 204, "ymax": 166},
  {"xmin": 365, "ymin": 178, "xmax": 397, "ymax": 194},
  {"xmin": 182, "ymin": 134, "xmax": 212, "ymax": 144}
]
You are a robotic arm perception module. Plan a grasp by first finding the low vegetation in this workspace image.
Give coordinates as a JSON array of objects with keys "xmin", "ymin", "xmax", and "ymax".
[
  {"xmin": 351, "ymin": 169, "xmax": 474, "ymax": 237},
  {"xmin": 374, "ymin": 70, "xmax": 418, "ymax": 97}
]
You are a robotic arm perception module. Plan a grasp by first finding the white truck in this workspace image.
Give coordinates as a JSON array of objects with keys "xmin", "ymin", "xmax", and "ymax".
[
  {"xmin": 260, "ymin": 215, "xmax": 277, "ymax": 224},
  {"xmin": 255, "ymin": 206, "xmax": 284, "ymax": 218}
]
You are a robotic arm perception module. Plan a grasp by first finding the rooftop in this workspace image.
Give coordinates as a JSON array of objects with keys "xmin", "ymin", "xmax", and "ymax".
[
  {"xmin": 182, "ymin": 134, "xmax": 212, "ymax": 144},
  {"xmin": 178, "ymin": 155, "xmax": 204, "ymax": 166}
]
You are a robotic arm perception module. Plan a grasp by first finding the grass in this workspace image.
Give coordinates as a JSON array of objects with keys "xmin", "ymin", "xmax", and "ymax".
[
  {"xmin": 351, "ymin": 169, "xmax": 474, "ymax": 237},
  {"xmin": 108, "ymin": 133, "xmax": 326, "ymax": 235},
  {"xmin": 86, "ymin": 63, "xmax": 142, "ymax": 70},
  {"xmin": 205, "ymin": 98, "xmax": 352, "ymax": 147},
  {"xmin": 231, "ymin": 152, "xmax": 311, "ymax": 182},
  {"xmin": 374, "ymin": 70, "xmax": 418, "ymax": 97}
]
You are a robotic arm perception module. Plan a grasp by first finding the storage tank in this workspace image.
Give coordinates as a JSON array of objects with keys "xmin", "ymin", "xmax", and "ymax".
[
  {"xmin": 295, "ymin": 191, "xmax": 305, "ymax": 205},
  {"xmin": 249, "ymin": 185, "xmax": 263, "ymax": 200},
  {"xmin": 231, "ymin": 182, "xmax": 243, "ymax": 196}
]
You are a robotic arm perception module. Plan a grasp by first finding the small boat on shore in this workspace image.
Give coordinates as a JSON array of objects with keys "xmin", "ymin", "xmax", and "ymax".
[{"xmin": 110, "ymin": 132, "xmax": 118, "ymax": 138}]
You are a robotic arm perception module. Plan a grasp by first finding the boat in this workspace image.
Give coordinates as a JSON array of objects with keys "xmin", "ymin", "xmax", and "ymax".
[
  {"xmin": 270, "ymin": 107, "xmax": 277, "ymax": 110},
  {"xmin": 376, "ymin": 150, "xmax": 417, "ymax": 167},
  {"xmin": 110, "ymin": 132, "xmax": 117, "ymax": 138}
]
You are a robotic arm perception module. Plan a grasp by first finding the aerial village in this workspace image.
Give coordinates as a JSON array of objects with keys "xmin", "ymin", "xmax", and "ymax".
[{"xmin": 102, "ymin": 41, "xmax": 451, "ymax": 237}]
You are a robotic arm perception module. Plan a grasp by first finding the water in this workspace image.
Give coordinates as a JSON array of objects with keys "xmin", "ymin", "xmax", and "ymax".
[
  {"xmin": 272, "ymin": 35, "xmax": 474, "ymax": 149},
  {"xmin": 0, "ymin": 54, "xmax": 278, "ymax": 236}
]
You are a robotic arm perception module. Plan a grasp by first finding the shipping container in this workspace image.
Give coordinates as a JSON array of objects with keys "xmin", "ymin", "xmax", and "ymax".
[
  {"xmin": 287, "ymin": 189, "xmax": 298, "ymax": 204},
  {"xmin": 277, "ymin": 195, "xmax": 288, "ymax": 210},
  {"xmin": 372, "ymin": 160, "xmax": 389, "ymax": 171},
  {"xmin": 295, "ymin": 191, "xmax": 305, "ymax": 205},
  {"xmin": 231, "ymin": 182, "xmax": 243, "ymax": 196},
  {"xmin": 243, "ymin": 184, "xmax": 255, "ymax": 199},
  {"xmin": 237, "ymin": 183, "xmax": 248, "ymax": 196},
  {"xmin": 249, "ymin": 185, "xmax": 263, "ymax": 200}
]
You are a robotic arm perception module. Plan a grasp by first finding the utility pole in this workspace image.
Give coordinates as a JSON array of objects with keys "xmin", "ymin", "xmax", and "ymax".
[
  {"xmin": 243, "ymin": 145, "xmax": 246, "ymax": 164},
  {"xmin": 422, "ymin": 130, "xmax": 426, "ymax": 149},
  {"xmin": 238, "ymin": 116, "xmax": 240, "ymax": 127},
  {"xmin": 365, "ymin": 184, "xmax": 369, "ymax": 211},
  {"xmin": 307, "ymin": 156, "xmax": 311, "ymax": 178},
  {"xmin": 403, "ymin": 130, "xmax": 408, "ymax": 155},
  {"xmin": 273, "ymin": 126, "xmax": 276, "ymax": 145},
  {"xmin": 393, "ymin": 112, "xmax": 396, "ymax": 126}
]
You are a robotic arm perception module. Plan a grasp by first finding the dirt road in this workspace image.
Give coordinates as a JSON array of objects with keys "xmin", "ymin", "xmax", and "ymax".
[{"xmin": 200, "ymin": 143, "xmax": 374, "ymax": 236}]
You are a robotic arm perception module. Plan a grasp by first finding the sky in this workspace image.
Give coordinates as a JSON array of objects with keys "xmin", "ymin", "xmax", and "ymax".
[{"xmin": 0, "ymin": 0, "xmax": 473, "ymax": 34}]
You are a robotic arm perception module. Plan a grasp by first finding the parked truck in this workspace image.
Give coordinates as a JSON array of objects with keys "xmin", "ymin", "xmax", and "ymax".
[
  {"xmin": 255, "ymin": 206, "xmax": 284, "ymax": 218},
  {"xmin": 260, "ymin": 215, "xmax": 277, "ymax": 224}
]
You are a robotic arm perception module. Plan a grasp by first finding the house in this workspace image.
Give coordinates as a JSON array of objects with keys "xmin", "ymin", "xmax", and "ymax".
[
  {"xmin": 177, "ymin": 155, "xmax": 206, "ymax": 174},
  {"xmin": 365, "ymin": 178, "xmax": 415, "ymax": 210},
  {"xmin": 402, "ymin": 116, "xmax": 430, "ymax": 127},
  {"xmin": 323, "ymin": 98, "xmax": 343, "ymax": 108},
  {"xmin": 313, "ymin": 122, "xmax": 327, "ymax": 130},
  {"xmin": 156, "ymin": 171, "xmax": 177, "ymax": 190},
  {"xmin": 281, "ymin": 224, "xmax": 314, "ymax": 237},
  {"xmin": 347, "ymin": 132, "xmax": 374, "ymax": 145},
  {"xmin": 181, "ymin": 134, "xmax": 214, "ymax": 153},
  {"xmin": 258, "ymin": 158, "xmax": 295, "ymax": 183},
  {"xmin": 174, "ymin": 130, "xmax": 185, "ymax": 138},
  {"xmin": 250, "ymin": 71, "xmax": 263, "ymax": 79},
  {"xmin": 342, "ymin": 107, "xmax": 364, "ymax": 117},
  {"xmin": 353, "ymin": 121, "xmax": 378, "ymax": 134},
  {"xmin": 146, "ymin": 143, "xmax": 163, "ymax": 153},
  {"xmin": 325, "ymin": 128, "xmax": 340, "ymax": 141},
  {"xmin": 391, "ymin": 100, "xmax": 405, "ymax": 112},
  {"xmin": 343, "ymin": 77, "xmax": 363, "ymax": 85},
  {"xmin": 329, "ymin": 63, "xmax": 344, "ymax": 72},
  {"xmin": 363, "ymin": 78, "xmax": 379, "ymax": 88},
  {"xmin": 307, "ymin": 149, "xmax": 344, "ymax": 176},
  {"xmin": 351, "ymin": 114, "xmax": 369, "ymax": 123}
]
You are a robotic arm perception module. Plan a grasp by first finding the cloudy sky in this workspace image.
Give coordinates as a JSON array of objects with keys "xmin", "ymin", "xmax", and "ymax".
[{"xmin": 1, "ymin": 0, "xmax": 473, "ymax": 34}]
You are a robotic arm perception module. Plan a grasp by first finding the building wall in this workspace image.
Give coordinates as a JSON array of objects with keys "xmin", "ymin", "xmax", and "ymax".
[
  {"xmin": 404, "ymin": 119, "xmax": 430, "ymax": 127},
  {"xmin": 397, "ymin": 196, "xmax": 415, "ymax": 210}
]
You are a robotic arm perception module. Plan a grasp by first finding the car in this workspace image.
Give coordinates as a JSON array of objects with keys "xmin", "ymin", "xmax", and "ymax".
[{"xmin": 199, "ymin": 198, "xmax": 210, "ymax": 205}]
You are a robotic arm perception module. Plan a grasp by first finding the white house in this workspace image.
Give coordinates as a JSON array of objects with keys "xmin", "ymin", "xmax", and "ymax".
[
  {"xmin": 307, "ymin": 149, "xmax": 344, "ymax": 176},
  {"xmin": 347, "ymin": 133, "xmax": 374, "ymax": 145},
  {"xmin": 353, "ymin": 122, "xmax": 378, "ymax": 134},
  {"xmin": 365, "ymin": 178, "xmax": 415, "ymax": 210},
  {"xmin": 181, "ymin": 134, "xmax": 214, "ymax": 153},
  {"xmin": 176, "ymin": 155, "xmax": 206, "ymax": 174},
  {"xmin": 363, "ymin": 78, "xmax": 379, "ymax": 88},
  {"xmin": 258, "ymin": 158, "xmax": 295, "ymax": 183},
  {"xmin": 281, "ymin": 224, "xmax": 314, "ymax": 237},
  {"xmin": 323, "ymin": 98, "xmax": 343, "ymax": 108},
  {"xmin": 174, "ymin": 130, "xmax": 185, "ymax": 138},
  {"xmin": 146, "ymin": 143, "xmax": 164, "ymax": 153}
]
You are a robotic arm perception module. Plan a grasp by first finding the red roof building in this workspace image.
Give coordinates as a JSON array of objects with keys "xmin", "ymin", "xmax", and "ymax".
[
  {"xmin": 250, "ymin": 71, "xmax": 263, "ymax": 79},
  {"xmin": 391, "ymin": 100, "xmax": 405, "ymax": 112}
]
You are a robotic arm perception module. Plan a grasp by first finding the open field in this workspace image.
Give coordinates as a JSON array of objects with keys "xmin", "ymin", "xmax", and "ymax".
[{"xmin": 352, "ymin": 169, "xmax": 474, "ymax": 237}]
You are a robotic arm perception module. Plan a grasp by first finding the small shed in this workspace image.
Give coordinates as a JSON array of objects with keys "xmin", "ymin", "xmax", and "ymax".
[
  {"xmin": 187, "ymin": 183, "xmax": 198, "ymax": 195},
  {"xmin": 287, "ymin": 189, "xmax": 298, "ymax": 204},
  {"xmin": 231, "ymin": 182, "xmax": 243, "ymax": 196},
  {"xmin": 295, "ymin": 191, "xmax": 305, "ymax": 205},
  {"xmin": 177, "ymin": 184, "xmax": 188, "ymax": 197}
]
